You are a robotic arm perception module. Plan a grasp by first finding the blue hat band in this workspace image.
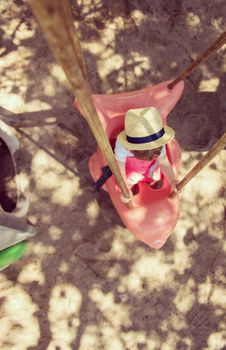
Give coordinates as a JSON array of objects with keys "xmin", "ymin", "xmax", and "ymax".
[{"xmin": 126, "ymin": 128, "xmax": 165, "ymax": 144}]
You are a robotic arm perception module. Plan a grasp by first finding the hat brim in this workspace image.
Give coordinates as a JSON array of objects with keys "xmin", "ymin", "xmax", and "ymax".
[{"xmin": 117, "ymin": 125, "xmax": 174, "ymax": 150}]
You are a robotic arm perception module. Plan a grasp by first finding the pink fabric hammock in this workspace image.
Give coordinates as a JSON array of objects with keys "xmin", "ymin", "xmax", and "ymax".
[{"xmin": 76, "ymin": 80, "xmax": 184, "ymax": 249}]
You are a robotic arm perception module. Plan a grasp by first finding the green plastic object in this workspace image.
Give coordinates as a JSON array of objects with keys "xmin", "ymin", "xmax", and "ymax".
[{"xmin": 0, "ymin": 241, "xmax": 27, "ymax": 270}]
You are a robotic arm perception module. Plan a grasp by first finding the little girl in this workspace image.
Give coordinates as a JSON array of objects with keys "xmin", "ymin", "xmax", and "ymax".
[{"xmin": 114, "ymin": 107, "xmax": 178, "ymax": 202}]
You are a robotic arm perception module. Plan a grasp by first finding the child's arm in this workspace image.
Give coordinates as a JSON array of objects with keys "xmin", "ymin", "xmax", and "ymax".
[
  {"xmin": 158, "ymin": 154, "xmax": 178, "ymax": 191},
  {"xmin": 114, "ymin": 140, "xmax": 133, "ymax": 201},
  {"xmin": 115, "ymin": 160, "xmax": 134, "ymax": 202},
  {"xmin": 117, "ymin": 160, "xmax": 128, "ymax": 185}
]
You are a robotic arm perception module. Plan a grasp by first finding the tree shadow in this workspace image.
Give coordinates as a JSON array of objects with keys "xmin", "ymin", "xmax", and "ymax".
[{"xmin": 173, "ymin": 225, "xmax": 226, "ymax": 349}]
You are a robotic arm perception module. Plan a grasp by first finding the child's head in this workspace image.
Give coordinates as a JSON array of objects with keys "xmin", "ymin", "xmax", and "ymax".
[
  {"xmin": 117, "ymin": 107, "xmax": 174, "ymax": 153},
  {"xmin": 131, "ymin": 146, "xmax": 163, "ymax": 161}
]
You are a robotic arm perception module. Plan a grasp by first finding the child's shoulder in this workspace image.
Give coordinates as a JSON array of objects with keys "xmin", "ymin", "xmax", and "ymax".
[
  {"xmin": 159, "ymin": 145, "xmax": 166, "ymax": 158},
  {"xmin": 114, "ymin": 139, "xmax": 133, "ymax": 162}
]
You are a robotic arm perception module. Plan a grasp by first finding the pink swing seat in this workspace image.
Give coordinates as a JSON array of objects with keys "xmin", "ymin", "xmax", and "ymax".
[{"xmin": 75, "ymin": 80, "xmax": 184, "ymax": 249}]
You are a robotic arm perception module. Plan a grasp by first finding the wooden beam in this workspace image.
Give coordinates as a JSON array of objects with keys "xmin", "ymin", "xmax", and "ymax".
[{"xmin": 29, "ymin": 0, "xmax": 132, "ymax": 204}]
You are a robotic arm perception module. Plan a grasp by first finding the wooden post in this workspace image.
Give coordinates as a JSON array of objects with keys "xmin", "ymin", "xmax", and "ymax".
[
  {"xmin": 168, "ymin": 30, "xmax": 226, "ymax": 89},
  {"xmin": 29, "ymin": 0, "xmax": 132, "ymax": 204},
  {"xmin": 170, "ymin": 132, "xmax": 226, "ymax": 198}
]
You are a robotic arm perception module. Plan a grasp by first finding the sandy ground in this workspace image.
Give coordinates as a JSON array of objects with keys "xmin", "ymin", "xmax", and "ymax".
[{"xmin": 0, "ymin": 0, "xmax": 226, "ymax": 349}]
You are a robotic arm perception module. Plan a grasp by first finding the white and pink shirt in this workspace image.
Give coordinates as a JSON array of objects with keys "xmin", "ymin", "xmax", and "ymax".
[{"xmin": 114, "ymin": 139, "xmax": 166, "ymax": 186}]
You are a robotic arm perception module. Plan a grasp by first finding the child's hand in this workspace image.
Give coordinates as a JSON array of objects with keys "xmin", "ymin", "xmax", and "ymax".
[
  {"xmin": 120, "ymin": 190, "xmax": 133, "ymax": 203},
  {"xmin": 171, "ymin": 179, "xmax": 184, "ymax": 193},
  {"xmin": 171, "ymin": 179, "xmax": 179, "ymax": 193}
]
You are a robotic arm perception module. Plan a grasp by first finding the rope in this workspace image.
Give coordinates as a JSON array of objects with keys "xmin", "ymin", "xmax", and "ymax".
[
  {"xmin": 170, "ymin": 132, "xmax": 226, "ymax": 198},
  {"xmin": 168, "ymin": 30, "xmax": 226, "ymax": 89}
]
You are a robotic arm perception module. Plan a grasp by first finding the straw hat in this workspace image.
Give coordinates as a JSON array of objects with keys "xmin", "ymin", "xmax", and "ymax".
[{"xmin": 117, "ymin": 107, "xmax": 174, "ymax": 150}]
